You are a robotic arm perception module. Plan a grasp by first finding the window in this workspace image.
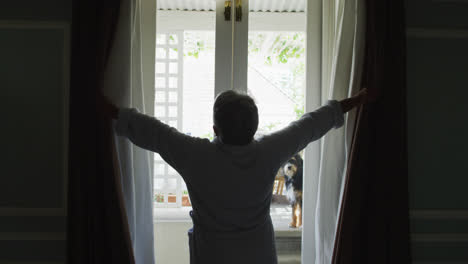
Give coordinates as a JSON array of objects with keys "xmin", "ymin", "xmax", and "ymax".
[
  {"xmin": 153, "ymin": 9, "xmax": 312, "ymax": 263},
  {"xmin": 152, "ymin": 1, "xmax": 311, "ymax": 262},
  {"xmin": 153, "ymin": 30, "xmax": 216, "ymax": 208},
  {"xmin": 153, "ymin": 31, "xmax": 188, "ymax": 208},
  {"xmin": 153, "ymin": 3, "xmax": 306, "ymax": 227},
  {"xmin": 153, "ymin": 8, "xmax": 217, "ymax": 208}
]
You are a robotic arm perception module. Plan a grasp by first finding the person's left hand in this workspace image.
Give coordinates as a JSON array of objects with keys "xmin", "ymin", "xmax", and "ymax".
[{"xmin": 97, "ymin": 93, "xmax": 119, "ymax": 119}]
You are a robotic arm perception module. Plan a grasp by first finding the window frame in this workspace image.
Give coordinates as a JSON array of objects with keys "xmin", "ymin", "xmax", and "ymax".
[
  {"xmin": 148, "ymin": 2, "xmax": 324, "ymax": 263},
  {"xmin": 153, "ymin": 31, "xmax": 186, "ymax": 208},
  {"xmin": 153, "ymin": 8, "xmax": 307, "ymax": 211},
  {"xmin": 152, "ymin": 5, "xmax": 323, "ymax": 248}
]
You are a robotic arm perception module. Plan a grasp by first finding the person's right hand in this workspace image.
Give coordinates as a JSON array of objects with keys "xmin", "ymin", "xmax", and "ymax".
[
  {"xmin": 354, "ymin": 88, "xmax": 368, "ymax": 105},
  {"xmin": 340, "ymin": 88, "xmax": 370, "ymax": 113},
  {"xmin": 365, "ymin": 87, "xmax": 380, "ymax": 103}
]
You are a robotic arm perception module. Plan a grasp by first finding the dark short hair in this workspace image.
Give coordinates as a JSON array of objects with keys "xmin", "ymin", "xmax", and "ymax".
[{"xmin": 213, "ymin": 90, "xmax": 258, "ymax": 145}]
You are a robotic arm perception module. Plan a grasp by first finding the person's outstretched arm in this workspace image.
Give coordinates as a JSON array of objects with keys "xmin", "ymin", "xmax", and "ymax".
[
  {"xmin": 97, "ymin": 95, "xmax": 204, "ymax": 173},
  {"xmin": 259, "ymin": 89, "xmax": 368, "ymax": 166}
]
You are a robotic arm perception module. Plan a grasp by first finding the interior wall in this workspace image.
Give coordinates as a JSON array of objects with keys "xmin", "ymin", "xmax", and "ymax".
[
  {"xmin": 405, "ymin": 0, "xmax": 468, "ymax": 262},
  {"xmin": 154, "ymin": 222, "xmax": 192, "ymax": 264},
  {"xmin": 0, "ymin": 1, "xmax": 71, "ymax": 263}
]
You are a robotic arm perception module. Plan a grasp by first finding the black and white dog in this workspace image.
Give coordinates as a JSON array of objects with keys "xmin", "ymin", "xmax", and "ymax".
[{"xmin": 282, "ymin": 153, "xmax": 303, "ymax": 228}]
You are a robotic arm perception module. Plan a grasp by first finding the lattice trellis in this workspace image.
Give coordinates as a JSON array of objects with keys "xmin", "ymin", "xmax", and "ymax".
[{"xmin": 153, "ymin": 31, "xmax": 188, "ymax": 208}]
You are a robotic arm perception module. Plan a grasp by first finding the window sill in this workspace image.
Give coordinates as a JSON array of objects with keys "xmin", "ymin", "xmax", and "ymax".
[
  {"xmin": 154, "ymin": 207, "xmax": 192, "ymax": 222},
  {"xmin": 153, "ymin": 204, "xmax": 303, "ymax": 237}
]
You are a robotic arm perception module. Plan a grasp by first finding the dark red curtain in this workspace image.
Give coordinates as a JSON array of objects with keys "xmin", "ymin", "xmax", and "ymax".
[
  {"xmin": 67, "ymin": 0, "xmax": 135, "ymax": 263},
  {"xmin": 332, "ymin": 0, "xmax": 411, "ymax": 263}
]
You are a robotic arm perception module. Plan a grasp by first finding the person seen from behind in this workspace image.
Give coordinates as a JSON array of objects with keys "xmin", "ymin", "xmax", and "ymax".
[{"xmin": 100, "ymin": 88, "xmax": 369, "ymax": 264}]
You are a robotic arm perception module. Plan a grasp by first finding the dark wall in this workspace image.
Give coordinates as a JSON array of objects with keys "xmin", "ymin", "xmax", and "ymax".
[
  {"xmin": 0, "ymin": 1, "xmax": 71, "ymax": 263},
  {"xmin": 406, "ymin": 0, "xmax": 468, "ymax": 262}
]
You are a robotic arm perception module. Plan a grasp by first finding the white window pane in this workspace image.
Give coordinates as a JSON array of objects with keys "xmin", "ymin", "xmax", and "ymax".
[
  {"xmin": 247, "ymin": 32, "xmax": 305, "ymax": 134},
  {"xmin": 156, "ymin": 48, "xmax": 166, "ymax": 59},
  {"xmin": 169, "ymin": 77, "xmax": 178, "ymax": 88},
  {"xmin": 155, "ymin": 91, "xmax": 166, "ymax": 103},
  {"xmin": 169, "ymin": 34, "xmax": 178, "ymax": 45},
  {"xmin": 155, "ymin": 163, "xmax": 165, "ymax": 175},
  {"xmin": 156, "ymin": 62, "xmax": 166, "ymax": 74},
  {"xmin": 156, "ymin": 34, "xmax": 166, "ymax": 45},
  {"xmin": 155, "ymin": 106, "xmax": 166, "ymax": 117},
  {"xmin": 167, "ymin": 178, "xmax": 177, "ymax": 190},
  {"xmin": 169, "ymin": 62, "xmax": 178, "ymax": 74},
  {"xmin": 154, "ymin": 178, "xmax": 165, "ymax": 189},
  {"xmin": 156, "ymin": 77, "xmax": 165, "ymax": 88},
  {"xmin": 168, "ymin": 91, "xmax": 178, "ymax": 103},
  {"xmin": 169, "ymin": 48, "xmax": 178, "ymax": 59},
  {"xmin": 168, "ymin": 106, "xmax": 177, "ymax": 117},
  {"xmin": 182, "ymin": 31, "xmax": 215, "ymax": 138}
]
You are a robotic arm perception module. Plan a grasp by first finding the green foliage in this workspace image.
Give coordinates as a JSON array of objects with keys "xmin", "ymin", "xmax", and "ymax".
[
  {"xmin": 248, "ymin": 32, "xmax": 306, "ymax": 123},
  {"xmin": 186, "ymin": 41, "xmax": 205, "ymax": 58},
  {"xmin": 248, "ymin": 33, "xmax": 265, "ymax": 54},
  {"xmin": 248, "ymin": 32, "xmax": 305, "ymax": 65},
  {"xmin": 261, "ymin": 122, "xmax": 281, "ymax": 133},
  {"xmin": 294, "ymin": 103, "xmax": 305, "ymax": 120},
  {"xmin": 201, "ymin": 132, "xmax": 214, "ymax": 141},
  {"xmin": 182, "ymin": 32, "xmax": 306, "ymax": 127},
  {"xmin": 154, "ymin": 193, "xmax": 164, "ymax": 202},
  {"xmin": 184, "ymin": 32, "xmax": 210, "ymax": 59}
]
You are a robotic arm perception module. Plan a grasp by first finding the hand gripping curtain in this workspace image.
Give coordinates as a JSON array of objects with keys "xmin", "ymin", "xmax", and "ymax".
[
  {"xmin": 102, "ymin": 0, "xmax": 156, "ymax": 263},
  {"xmin": 302, "ymin": 0, "xmax": 366, "ymax": 263}
]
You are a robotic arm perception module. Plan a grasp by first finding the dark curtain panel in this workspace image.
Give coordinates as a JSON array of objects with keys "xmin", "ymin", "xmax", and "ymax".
[
  {"xmin": 332, "ymin": 0, "xmax": 411, "ymax": 263},
  {"xmin": 67, "ymin": 0, "xmax": 135, "ymax": 263}
]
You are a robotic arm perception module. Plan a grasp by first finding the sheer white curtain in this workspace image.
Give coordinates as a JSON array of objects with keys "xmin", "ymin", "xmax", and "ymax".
[
  {"xmin": 303, "ymin": 0, "xmax": 365, "ymax": 263},
  {"xmin": 103, "ymin": 0, "xmax": 156, "ymax": 263}
]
